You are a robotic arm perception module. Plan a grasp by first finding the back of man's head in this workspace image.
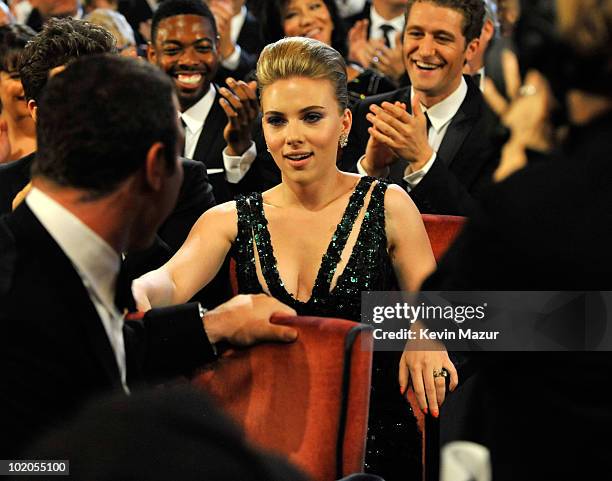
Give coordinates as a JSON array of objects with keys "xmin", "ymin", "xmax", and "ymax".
[
  {"xmin": 19, "ymin": 18, "xmax": 116, "ymax": 103},
  {"xmin": 405, "ymin": 0, "xmax": 485, "ymax": 44},
  {"xmin": 150, "ymin": 0, "xmax": 217, "ymax": 45},
  {"xmin": 34, "ymin": 54, "xmax": 178, "ymax": 197}
]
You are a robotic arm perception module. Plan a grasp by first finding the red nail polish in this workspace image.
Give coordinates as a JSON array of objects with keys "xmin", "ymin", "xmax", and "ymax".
[
  {"xmin": 422, "ymin": 407, "xmax": 428, "ymax": 414},
  {"xmin": 432, "ymin": 410, "xmax": 439, "ymax": 418}
]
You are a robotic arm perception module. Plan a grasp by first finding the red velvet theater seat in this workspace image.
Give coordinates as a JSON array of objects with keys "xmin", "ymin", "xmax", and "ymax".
[
  {"xmin": 409, "ymin": 214, "xmax": 466, "ymax": 481},
  {"xmin": 193, "ymin": 316, "xmax": 374, "ymax": 481}
]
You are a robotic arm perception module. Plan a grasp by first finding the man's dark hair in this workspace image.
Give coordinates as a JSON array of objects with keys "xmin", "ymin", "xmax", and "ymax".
[
  {"xmin": 405, "ymin": 0, "xmax": 485, "ymax": 44},
  {"xmin": 34, "ymin": 54, "xmax": 178, "ymax": 197},
  {"xmin": 151, "ymin": 0, "xmax": 218, "ymax": 45},
  {"xmin": 19, "ymin": 18, "xmax": 116, "ymax": 102},
  {"xmin": 0, "ymin": 24, "xmax": 36, "ymax": 72}
]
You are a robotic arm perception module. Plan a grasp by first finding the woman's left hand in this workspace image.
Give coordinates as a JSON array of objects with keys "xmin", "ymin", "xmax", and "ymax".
[{"xmin": 399, "ymin": 336, "xmax": 458, "ymax": 418}]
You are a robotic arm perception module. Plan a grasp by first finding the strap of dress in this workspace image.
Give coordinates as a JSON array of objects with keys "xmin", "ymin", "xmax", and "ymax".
[
  {"xmin": 313, "ymin": 176, "xmax": 376, "ymax": 297},
  {"xmin": 234, "ymin": 194, "xmax": 258, "ymax": 291},
  {"xmin": 247, "ymin": 192, "xmax": 293, "ymax": 302}
]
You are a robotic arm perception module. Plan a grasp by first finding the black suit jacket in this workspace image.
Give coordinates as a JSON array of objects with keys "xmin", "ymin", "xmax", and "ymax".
[
  {"xmin": 0, "ymin": 152, "xmax": 34, "ymax": 215},
  {"xmin": 0, "ymin": 204, "xmax": 216, "ymax": 457},
  {"xmin": 340, "ymin": 77, "xmax": 502, "ymax": 215},
  {"xmin": 423, "ymin": 112, "xmax": 612, "ymax": 480}
]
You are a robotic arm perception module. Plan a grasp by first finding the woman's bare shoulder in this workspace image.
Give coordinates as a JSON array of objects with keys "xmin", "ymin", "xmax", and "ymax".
[{"xmin": 191, "ymin": 200, "xmax": 239, "ymax": 239}]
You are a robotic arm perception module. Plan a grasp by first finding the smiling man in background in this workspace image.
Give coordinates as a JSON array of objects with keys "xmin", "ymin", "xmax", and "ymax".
[
  {"xmin": 148, "ymin": 0, "xmax": 269, "ymax": 203},
  {"xmin": 341, "ymin": 0, "xmax": 502, "ymax": 216}
]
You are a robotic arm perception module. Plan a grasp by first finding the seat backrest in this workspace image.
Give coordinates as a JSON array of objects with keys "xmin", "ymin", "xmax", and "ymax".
[
  {"xmin": 192, "ymin": 316, "xmax": 373, "ymax": 481},
  {"xmin": 411, "ymin": 214, "xmax": 466, "ymax": 481},
  {"xmin": 421, "ymin": 214, "xmax": 466, "ymax": 262}
]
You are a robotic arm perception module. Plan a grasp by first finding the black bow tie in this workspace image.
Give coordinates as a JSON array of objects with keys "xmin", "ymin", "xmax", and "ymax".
[
  {"xmin": 114, "ymin": 260, "xmax": 136, "ymax": 313},
  {"xmin": 471, "ymin": 73, "xmax": 482, "ymax": 87}
]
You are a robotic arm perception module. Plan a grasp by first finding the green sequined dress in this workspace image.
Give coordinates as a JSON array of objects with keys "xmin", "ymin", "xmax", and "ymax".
[{"xmin": 232, "ymin": 176, "xmax": 421, "ymax": 480}]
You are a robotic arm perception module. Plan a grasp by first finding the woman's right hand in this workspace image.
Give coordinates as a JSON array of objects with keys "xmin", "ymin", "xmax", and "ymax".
[
  {"xmin": 131, "ymin": 277, "xmax": 153, "ymax": 312},
  {"xmin": 399, "ymin": 339, "xmax": 458, "ymax": 418}
]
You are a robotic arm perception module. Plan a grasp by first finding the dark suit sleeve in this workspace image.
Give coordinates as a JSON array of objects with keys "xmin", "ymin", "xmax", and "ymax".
[
  {"xmin": 408, "ymin": 154, "xmax": 483, "ymax": 216},
  {"xmin": 158, "ymin": 158, "xmax": 216, "ymax": 251},
  {"xmin": 215, "ymin": 49, "xmax": 259, "ymax": 83},
  {"xmin": 125, "ymin": 303, "xmax": 217, "ymax": 383}
]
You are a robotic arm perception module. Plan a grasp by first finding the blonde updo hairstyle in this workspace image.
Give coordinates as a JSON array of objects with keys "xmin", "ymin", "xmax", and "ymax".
[{"xmin": 256, "ymin": 37, "xmax": 348, "ymax": 113}]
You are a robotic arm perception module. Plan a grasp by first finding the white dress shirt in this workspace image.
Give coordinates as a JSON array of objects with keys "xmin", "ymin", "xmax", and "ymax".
[
  {"xmin": 358, "ymin": 77, "xmax": 468, "ymax": 191},
  {"xmin": 182, "ymin": 84, "xmax": 216, "ymax": 160},
  {"xmin": 26, "ymin": 187, "xmax": 129, "ymax": 393},
  {"xmin": 369, "ymin": 6, "xmax": 405, "ymax": 49}
]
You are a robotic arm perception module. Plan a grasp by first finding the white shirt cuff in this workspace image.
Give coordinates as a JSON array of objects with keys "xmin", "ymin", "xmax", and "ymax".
[
  {"xmin": 402, "ymin": 152, "xmax": 436, "ymax": 192},
  {"xmin": 356, "ymin": 155, "xmax": 390, "ymax": 177},
  {"xmin": 221, "ymin": 44, "xmax": 241, "ymax": 70},
  {"xmin": 223, "ymin": 141, "xmax": 257, "ymax": 183}
]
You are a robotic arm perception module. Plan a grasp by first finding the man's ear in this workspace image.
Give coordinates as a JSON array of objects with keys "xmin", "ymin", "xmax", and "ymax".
[
  {"xmin": 464, "ymin": 38, "xmax": 480, "ymax": 64},
  {"xmin": 144, "ymin": 141, "xmax": 166, "ymax": 192},
  {"xmin": 146, "ymin": 42, "xmax": 156, "ymax": 64},
  {"xmin": 27, "ymin": 99, "xmax": 37, "ymax": 123}
]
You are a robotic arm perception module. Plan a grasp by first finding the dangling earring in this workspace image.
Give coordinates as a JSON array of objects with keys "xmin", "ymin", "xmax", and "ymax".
[
  {"xmin": 266, "ymin": 145, "xmax": 271, "ymax": 153},
  {"xmin": 339, "ymin": 132, "xmax": 348, "ymax": 148}
]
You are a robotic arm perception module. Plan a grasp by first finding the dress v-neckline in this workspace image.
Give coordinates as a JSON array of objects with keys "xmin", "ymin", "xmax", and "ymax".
[{"xmin": 250, "ymin": 176, "xmax": 375, "ymax": 306}]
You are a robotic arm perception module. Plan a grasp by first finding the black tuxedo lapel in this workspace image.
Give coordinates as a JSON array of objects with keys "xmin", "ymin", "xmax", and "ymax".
[
  {"xmin": 402, "ymin": 79, "xmax": 479, "ymax": 169},
  {"xmin": 9, "ymin": 204, "xmax": 123, "ymax": 389},
  {"xmin": 192, "ymin": 88, "xmax": 226, "ymax": 170},
  {"xmin": 436, "ymin": 80, "xmax": 480, "ymax": 167}
]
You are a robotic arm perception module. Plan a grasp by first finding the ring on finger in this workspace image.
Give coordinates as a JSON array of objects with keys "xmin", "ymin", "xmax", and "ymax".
[
  {"xmin": 518, "ymin": 84, "xmax": 537, "ymax": 97},
  {"xmin": 432, "ymin": 367, "xmax": 448, "ymax": 378}
]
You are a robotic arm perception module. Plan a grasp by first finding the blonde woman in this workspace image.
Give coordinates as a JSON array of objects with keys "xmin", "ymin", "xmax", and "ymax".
[{"xmin": 134, "ymin": 37, "xmax": 444, "ymax": 478}]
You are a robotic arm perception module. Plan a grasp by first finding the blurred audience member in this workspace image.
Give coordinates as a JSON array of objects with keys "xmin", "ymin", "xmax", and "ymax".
[
  {"xmin": 0, "ymin": 0, "xmax": 16, "ymax": 25},
  {"xmin": 0, "ymin": 24, "xmax": 36, "ymax": 164},
  {"xmin": 206, "ymin": 0, "xmax": 264, "ymax": 82},
  {"xmin": 421, "ymin": 1, "xmax": 612, "ymax": 479},
  {"xmin": 345, "ymin": 0, "xmax": 407, "ymax": 84},
  {"xmin": 85, "ymin": 7, "xmax": 137, "ymax": 56},
  {"xmin": 258, "ymin": 0, "xmax": 397, "ymax": 107},
  {"xmin": 25, "ymin": 0, "xmax": 83, "ymax": 31},
  {"xmin": 335, "ymin": 0, "xmax": 367, "ymax": 18},
  {"xmin": 24, "ymin": 385, "xmax": 310, "ymax": 481},
  {"xmin": 496, "ymin": 0, "xmax": 519, "ymax": 38},
  {"xmin": 0, "ymin": 18, "xmax": 115, "ymax": 214},
  {"xmin": 82, "ymin": 0, "xmax": 117, "ymax": 14},
  {"xmin": 463, "ymin": 0, "xmax": 499, "ymax": 91},
  {"xmin": 341, "ymin": 0, "xmax": 502, "ymax": 216}
]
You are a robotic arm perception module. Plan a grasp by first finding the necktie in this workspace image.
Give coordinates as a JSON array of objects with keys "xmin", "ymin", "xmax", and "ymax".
[
  {"xmin": 380, "ymin": 24, "xmax": 394, "ymax": 48},
  {"xmin": 424, "ymin": 111, "xmax": 432, "ymax": 134},
  {"xmin": 180, "ymin": 116, "xmax": 187, "ymax": 155}
]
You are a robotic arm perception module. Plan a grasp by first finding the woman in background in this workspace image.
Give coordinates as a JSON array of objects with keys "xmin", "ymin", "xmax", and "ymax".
[
  {"xmin": 257, "ymin": 0, "xmax": 397, "ymax": 108},
  {"xmin": 0, "ymin": 24, "xmax": 36, "ymax": 164}
]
